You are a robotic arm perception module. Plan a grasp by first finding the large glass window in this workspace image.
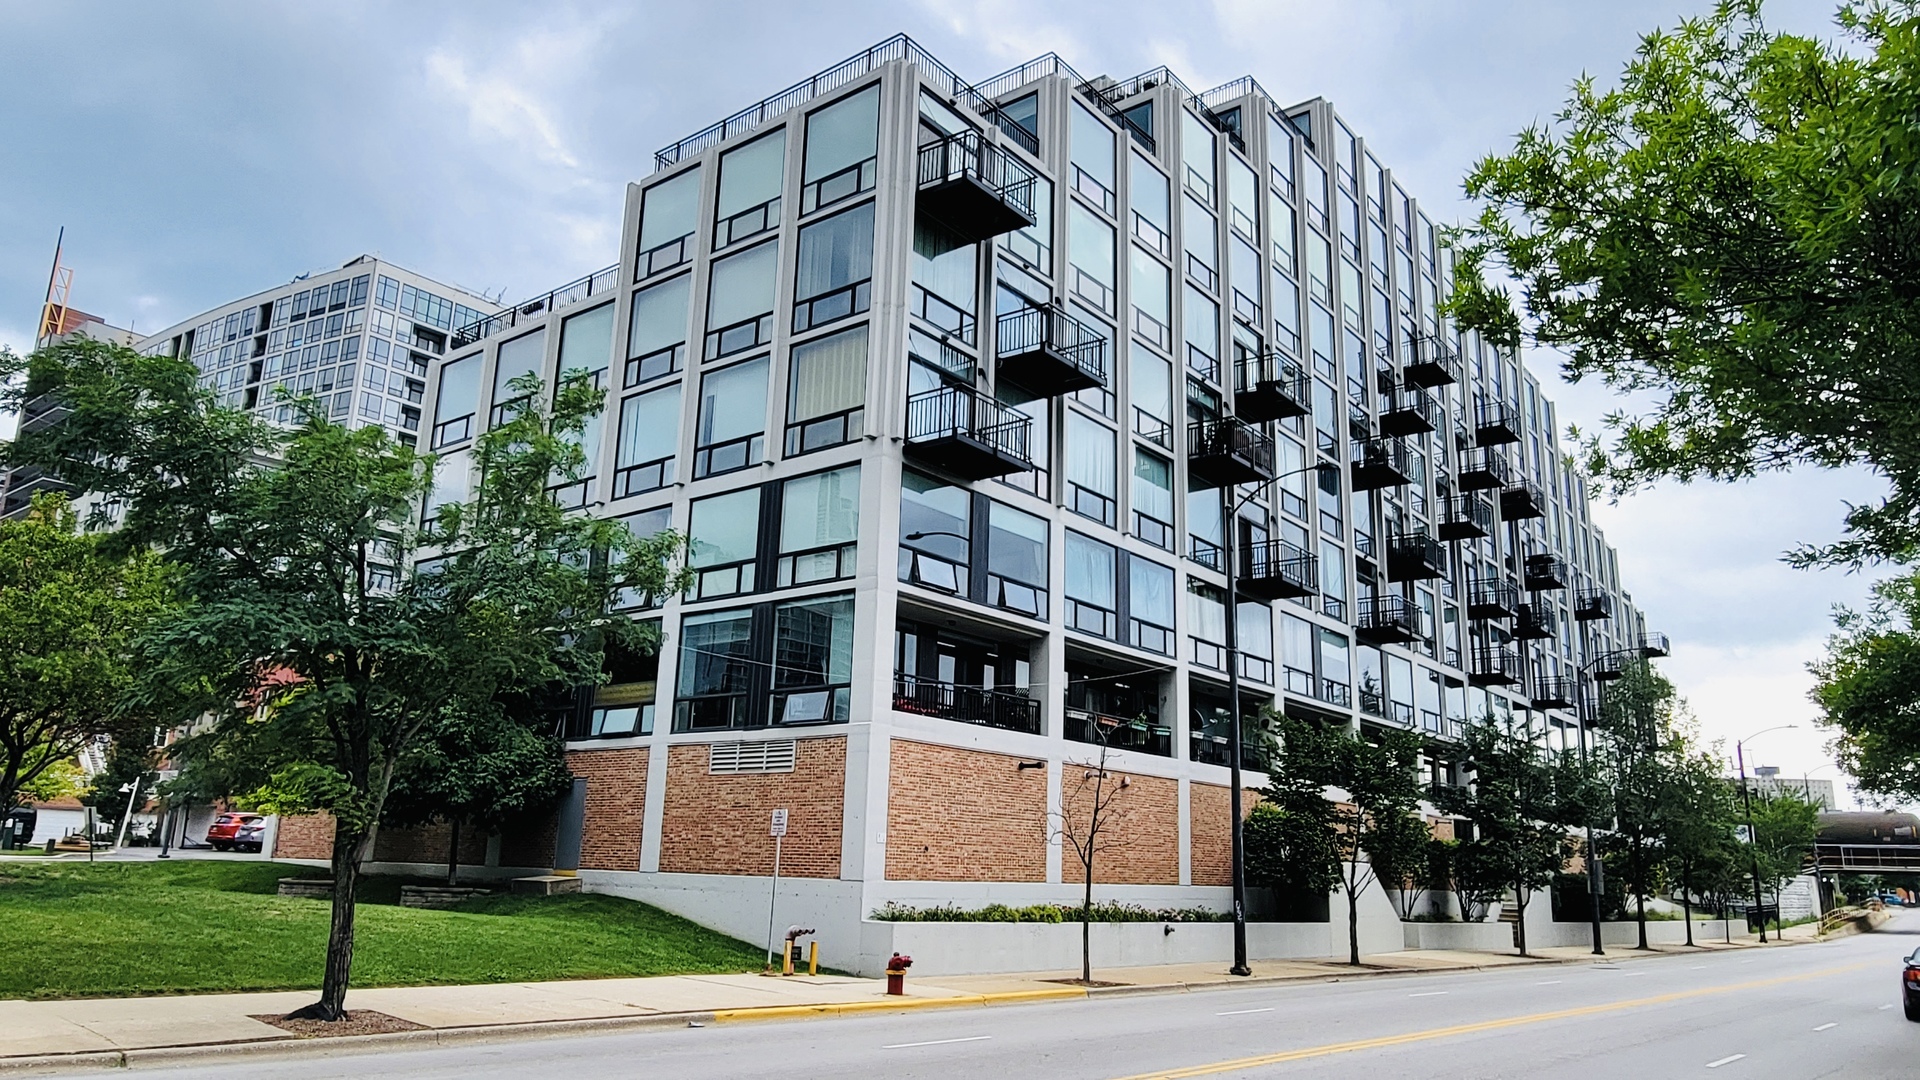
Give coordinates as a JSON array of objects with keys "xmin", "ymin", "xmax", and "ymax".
[
  {"xmin": 424, "ymin": 448, "xmax": 470, "ymax": 522},
  {"xmin": 778, "ymin": 464, "xmax": 859, "ymax": 587},
  {"xmin": 1230, "ymin": 237, "xmax": 1262, "ymax": 321},
  {"xmin": 899, "ymin": 470, "xmax": 969, "ymax": 594},
  {"xmin": 675, "ymin": 607, "xmax": 756, "ymax": 732},
  {"xmin": 1064, "ymin": 531, "xmax": 1117, "ymax": 638},
  {"xmin": 793, "ymin": 203, "xmax": 874, "ymax": 332},
  {"xmin": 1065, "ymin": 411, "xmax": 1116, "ymax": 526},
  {"xmin": 1181, "ymin": 111, "xmax": 1217, "ymax": 200},
  {"xmin": 913, "ymin": 220, "xmax": 978, "ymax": 340},
  {"xmin": 1128, "ymin": 555, "xmax": 1175, "ymax": 654},
  {"xmin": 1069, "ymin": 102, "xmax": 1117, "ymax": 215},
  {"xmin": 1188, "ymin": 580, "xmax": 1228, "ymax": 670},
  {"xmin": 578, "ymin": 627, "xmax": 662, "ymax": 738},
  {"xmin": 613, "ymin": 384, "xmax": 679, "ymax": 498},
  {"xmin": 491, "ymin": 328, "xmax": 546, "ymax": 422},
  {"xmin": 1068, "ymin": 202, "xmax": 1116, "ymax": 314},
  {"xmin": 785, "ymin": 324, "xmax": 867, "ymax": 455},
  {"xmin": 688, "ymin": 486, "xmax": 762, "ymax": 600},
  {"xmin": 1130, "ymin": 246, "xmax": 1171, "ymax": 350},
  {"xmin": 771, "ymin": 594, "xmax": 855, "ymax": 725},
  {"xmin": 1184, "ymin": 284, "xmax": 1220, "ymax": 382},
  {"xmin": 432, "ymin": 353, "xmax": 481, "ymax": 448},
  {"xmin": 1228, "ymin": 157, "xmax": 1259, "ymax": 239},
  {"xmin": 694, "ymin": 357, "xmax": 767, "ymax": 479},
  {"xmin": 611, "ymin": 506, "xmax": 672, "ymax": 611},
  {"xmin": 556, "ymin": 303, "xmax": 614, "ymax": 499},
  {"xmin": 1004, "ymin": 173, "xmax": 1053, "ymax": 270},
  {"xmin": 714, "ymin": 129, "xmax": 786, "ymax": 247},
  {"xmin": 1184, "ymin": 197, "xmax": 1219, "ymax": 291},
  {"xmin": 1130, "ymin": 153, "xmax": 1172, "ymax": 257},
  {"xmin": 1132, "ymin": 448, "xmax": 1173, "ymax": 550},
  {"xmin": 637, "ymin": 166, "xmax": 700, "ymax": 277},
  {"xmin": 706, "ymin": 242, "xmax": 779, "ymax": 359},
  {"xmin": 802, "ymin": 84, "xmax": 879, "ymax": 214},
  {"xmin": 627, "ymin": 275, "xmax": 689, "ymax": 387},
  {"xmin": 1238, "ymin": 601, "xmax": 1275, "ymax": 682},
  {"xmin": 986, "ymin": 500, "xmax": 1048, "ymax": 619},
  {"xmin": 1130, "ymin": 345, "xmax": 1172, "ymax": 445}
]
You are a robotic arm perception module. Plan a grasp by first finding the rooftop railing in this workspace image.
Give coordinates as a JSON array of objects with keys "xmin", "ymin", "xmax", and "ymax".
[{"xmin": 451, "ymin": 264, "xmax": 618, "ymax": 349}]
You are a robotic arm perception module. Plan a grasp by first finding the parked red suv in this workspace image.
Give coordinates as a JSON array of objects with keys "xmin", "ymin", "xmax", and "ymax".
[{"xmin": 206, "ymin": 813, "xmax": 265, "ymax": 853}]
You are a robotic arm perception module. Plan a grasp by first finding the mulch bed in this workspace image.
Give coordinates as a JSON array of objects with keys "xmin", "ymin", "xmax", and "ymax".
[{"xmin": 250, "ymin": 1010, "xmax": 428, "ymax": 1038}]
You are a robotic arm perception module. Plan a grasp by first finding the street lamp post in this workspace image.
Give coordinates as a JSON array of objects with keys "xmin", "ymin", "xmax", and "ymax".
[
  {"xmin": 1221, "ymin": 459, "xmax": 1338, "ymax": 977},
  {"xmin": 1573, "ymin": 624, "xmax": 1610, "ymax": 957},
  {"xmin": 1735, "ymin": 725, "xmax": 1798, "ymax": 943}
]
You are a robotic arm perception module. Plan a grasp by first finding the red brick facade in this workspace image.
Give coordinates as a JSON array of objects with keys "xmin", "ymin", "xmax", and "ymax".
[
  {"xmin": 885, "ymin": 739, "xmax": 1048, "ymax": 882},
  {"xmin": 658, "ymin": 737, "xmax": 845, "ymax": 878},
  {"xmin": 1189, "ymin": 783, "xmax": 1262, "ymax": 887},
  {"xmin": 271, "ymin": 814, "xmax": 335, "ymax": 860},
  {"xmin": 371, "ymin": 819, "xmax": 489, "ymax": 866},
  {"xmin": 1059, "ymin": 768, "xmax": 1178, "ymax": 885},
  {"xmin": 566, "ymin": 746, "xmax": 649, "ymax": 871}
]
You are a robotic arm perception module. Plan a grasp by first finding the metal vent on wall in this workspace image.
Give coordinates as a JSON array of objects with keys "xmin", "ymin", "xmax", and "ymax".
[{"xmin": 708, "ymin": 740, "xmax": 797, "ymax": 775}]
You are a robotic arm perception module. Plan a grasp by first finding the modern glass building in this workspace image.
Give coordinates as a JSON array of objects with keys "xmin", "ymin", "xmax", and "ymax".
[{"xmin": 392, "ymin": 35, "xmax": 1662, "ymax": 963}]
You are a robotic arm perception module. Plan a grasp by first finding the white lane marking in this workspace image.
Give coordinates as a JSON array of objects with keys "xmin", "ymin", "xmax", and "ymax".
[
  {"xmin": 1705, "ymin": 1054, "xmax": 1746, "ymax": 1068},
  {"xmin": 1217, "ymin": 1007, "xmax": 1275, "ymax": 1016},
  {"xmin": 1689, "ymin": 965, "xmax": 1708, "ymax": 969},
  {"xmin": 1622, "ymin": 972, "xmax": 1646, "ymax": 978},
  {"xmin": 1408, "ymin": 991, "xmax": 1449, "ymax": 997},
  {"xmin": 883, "ymin": 1036, "xmax": 993, "ymax": 1049},
  {"xmin": 1880, "ymin": 1003, "xmax": 1894, "ymax": 1010},
  {"xmin": 1813, "ymin": 1022, "xmax": 1837, "ymax": 1031},
  {"xmin": 1535, "ymin": 980, "xmax": 1562, "ymax": 985}
]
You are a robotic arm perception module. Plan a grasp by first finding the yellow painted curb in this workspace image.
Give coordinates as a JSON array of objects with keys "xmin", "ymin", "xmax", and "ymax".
[{"xmin": 711, "ymin": 986, "xmax": 1086, "ymax": 1022}]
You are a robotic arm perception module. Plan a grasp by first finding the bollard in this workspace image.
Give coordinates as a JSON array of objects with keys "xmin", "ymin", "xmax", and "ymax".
[
  {"xmin": 885, "ymin": 952, "xmax": 913, "ymax": 995},
  {"xmin": 808, "ymin": 940, "xmax": 819, "ymax": 976}
]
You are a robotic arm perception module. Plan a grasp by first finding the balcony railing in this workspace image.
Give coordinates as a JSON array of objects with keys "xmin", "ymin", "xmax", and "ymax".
[
  {"xmin": 1638, "ymin": 631, "xmax": 1672, "ymax": 658},
  {"xmin": 1475, "ymin": 400, "xmax": 1522, "ymax": 446},
  {"xmin": 1594, "ymin": 649, "xmax": 1631, "ymax": 682},
  {"xmin": 1514, "ymin": 600, "xmax": 1556, "ymax": 640},
  {"xmin": 1386, "ymin": 528, "xmax": 1448, "ymax": 582},
  {"xmin": 1357, "ymin": 594, "xmax": 1419, "ymax": 646},
  {"xmin": 1238, "ymin": 538, "xmax": 1318, "ymax": 601},
  {"xmin": 904, "ymin": 385, "xmax": 1034, "ymax": 480},
  {"xmin": 996, "ymin": 304, "xmax": 1107, "ymax": 396},
  {"xmin": 917, "ymin": 131, "xmax": 1039, "ymax": 244},
  {"xmin": 1524, "ymin": 553, "xmax": 1570, "ymax": 591},
  {"xmin": 1574, "ymin": 589, "xmax": 1615, "ymax": 622},
  {"xmin": 1458, "ymin": 449, "xmax": 1510, "ymax": 492},
  {"xmin": 1188, "ymin": 417, "xmax": 1275, "ymax": 489},
  {"xmin": 1350, "ymin": 437, "xmax": 1415, "ymax": 491},
  {"xmin": 1066, "ymin": 707, "xmax": 1173, "ymax": 757},
  {"xmin": 1232, "ymin": 351, "xmax": 1310, "ymax": 423},
  {"xmin": 1469, "ymin": 647, "xmax": 1521, "ymax": 687},
  {"xmin": 1531, "ymin": 675, "xmax": 1576, "ymax": 710},
  {"xmin": 1378, "ymin": 386, "xmax": 1440, "ymax": 437},
  {"xmin": 1500, "ymin": 480, "xmax": 1547, "ymax": 521},
  {"xmin": 1397, "ymin": 334, "xmax": 1461, "ymax": 389},
  {"xmin": 451, "ymin": 264, "xmax": 616, "ymax": 348},
  {"xmin": 1438, "ymin": 494, "xmax": 1493, "ymax": 541},
  {"xmin": 1467, "ymin": 577, "xmax": 1519, "ymax": 620},
  {"xmin": 892, "ymin": 675, "xmax": 1042, "ymax": 735}
]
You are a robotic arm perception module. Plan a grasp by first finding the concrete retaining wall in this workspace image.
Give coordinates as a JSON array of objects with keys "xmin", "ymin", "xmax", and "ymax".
[
  {"xmin": 1524, "ymin": 917, "xmax": 1731, "ymax": 949},
  {"xmin": 1402, "ymin": 921, "xmax": 1513, "ymax": 952}
]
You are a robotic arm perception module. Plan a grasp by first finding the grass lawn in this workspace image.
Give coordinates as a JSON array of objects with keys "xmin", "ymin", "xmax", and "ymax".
[{"xmin": 0, "ymin": 860, "xmax": 763, "ymax": 999}]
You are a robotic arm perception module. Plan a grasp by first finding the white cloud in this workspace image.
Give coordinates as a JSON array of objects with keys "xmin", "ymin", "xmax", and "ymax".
[{"xmin": 425, "ymin": 47, "xmax": 581, "ymax": 170}]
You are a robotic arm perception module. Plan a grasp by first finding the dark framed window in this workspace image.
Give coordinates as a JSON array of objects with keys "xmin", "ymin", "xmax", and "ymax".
[
  {"xmin": 777, "ymin": 465, "xmax": 860, "ymax": 587},
  {"xmin": 674, "ymin": 607, "xmax": 759, "ymax": 732},
  {"xmin": 785, "ymin": 325, "xmax": 867, "ymax": 455},
  {"xmin": 801, "ymin": 84, "xmax": 880, "ymax": 215},
  {"xmin": 626, "ymin": 275, "xmax": 689, "ymax": 387},
  {"xmin": 793, "ymin": 203, "xmax": 874, "ymax": 333},
  {"xmin": 770, "ymin": 594, "xmax": 855, "ymax": 725},
  {"xmin": 687, "ymin": 486, "xmax": 762, "ymax": 600},
  {"xmin": 613, "ymin": 383, "xmax": 679, "ymax": 498},
  {"xmin": 694, "ymin": 357, "xmax": 767, "ymax": 479},
  {"xmin": 1064, "ymin": 531, "xmax": 1118, "ymax": 639},
  {"xmin": 705, "ymin": 242, "xmax": 778, "ymax": 360},
  {"xmin": 714, "ymin": 130, "xmax": 785, "ymax": 249},
  {"xmin": 431, "ymin": 352, "xmax": 482, "ymax": 449}
]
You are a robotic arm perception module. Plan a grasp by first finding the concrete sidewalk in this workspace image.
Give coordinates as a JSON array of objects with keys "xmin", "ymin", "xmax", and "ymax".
[{"xmin": 0, "ymin": 927, "xmax": 1821, "ymax": 1071}]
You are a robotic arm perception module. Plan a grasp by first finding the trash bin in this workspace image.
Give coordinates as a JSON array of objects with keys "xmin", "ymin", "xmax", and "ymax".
[{"xmin": 2, "ymin": 808, "xmax": 34, "ymax": 850}]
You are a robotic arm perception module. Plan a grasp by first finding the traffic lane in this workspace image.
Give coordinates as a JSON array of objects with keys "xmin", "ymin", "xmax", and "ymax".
[{"xmin": 70, "ymin": 932, "xmax": 1910, "ymax": 1080}]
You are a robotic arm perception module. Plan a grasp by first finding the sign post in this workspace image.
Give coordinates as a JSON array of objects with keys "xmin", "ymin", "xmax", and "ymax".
[{"xmin": 764, "ymin": 809, "xmax": 789, "ymax": 970}]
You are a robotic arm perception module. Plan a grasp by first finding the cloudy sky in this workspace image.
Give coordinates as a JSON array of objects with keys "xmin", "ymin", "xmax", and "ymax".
[{"xmin": 0, "ymin": 0, "xmax": 1879, "ymax": 799}]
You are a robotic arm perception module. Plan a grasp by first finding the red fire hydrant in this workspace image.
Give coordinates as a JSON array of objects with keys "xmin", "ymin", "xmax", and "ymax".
[{"xmin": 885, "ymin": 952, "xmax": 913, "ymax": 995}]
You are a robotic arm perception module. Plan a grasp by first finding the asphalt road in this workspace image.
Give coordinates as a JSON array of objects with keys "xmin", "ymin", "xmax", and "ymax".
[{"xmin": 85, "ymin": 913, "xmax": 1920, "ymax": 1079}]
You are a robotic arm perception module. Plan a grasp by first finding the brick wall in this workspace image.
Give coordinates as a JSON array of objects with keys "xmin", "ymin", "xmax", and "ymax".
[
  {"xmin": 272, "ymin": 814, "xmax": 335, "ymax": 860},
  {"xmin": 566, "ymin": 746, "xmax": 649, "ymax": 871},
  {"xmin": 1189, "ymin": 783, "xmax": 1262, "ymax": 887},
  {"xmin": 885, "ymin": 740, "xmax": 1047, "ymax": 882},
  {"xmin": 659, "ymin": 737, "xmax": 845, "ymax": 878},
  {"xmin": 372, "ymin": 820, "xmax": 488, "ymax": 866},
  {"xmin": 499, "ymin": 806, "xmax": 558, "ymax": 869},
  {"xmin": 1059, "ymin": 768, "xmax": 1178, "ymax": 885}
]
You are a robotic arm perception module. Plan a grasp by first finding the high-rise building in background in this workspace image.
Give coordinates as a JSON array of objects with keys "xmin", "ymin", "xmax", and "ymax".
[{"xmin": 341, "ymin": 35, "xmax": 1669, "ymax": 966}]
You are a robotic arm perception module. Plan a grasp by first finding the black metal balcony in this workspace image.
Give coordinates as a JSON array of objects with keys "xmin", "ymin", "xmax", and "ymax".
[
  {"xmin": 996, "ymin": 303, "xmax": 1107, "ymax": 397},
  {"xmin": 1357, "ymin": 594, "xmax": 1419, "ymax": 646},
  {"xmin": 1188, "ymin": 417, "xmax": 1275, "ymax": 489},
  {"xmin": 1350, "ymin": 437, "xmax": 1415, "ymax": 491},
  {"xmin": 1467, "ymin": 577, "xmax": 1519, "ymax": 620},
  {"xmin": 1574, "ymin": 589, "xmax": 1614, "ymax": 621},
  {"xmin": 1524, "ymin": 553, "xmax": 1570, "ymax": 591},
  {"xmin": 1458, "ymin": 449, "xmax": 1511, "ymax": 491},
  {"xmin": 1638, "ymin": 631, "xmax": 1671, "ymax": 658},
  {"xmin": 1531, "ymin": 675, "xmax": 1576, "ymax": 710},
  {"xmin": 1500, "ymin": 480, "xmax": 1547, "ymax": 521},
  {"xmin": 1469, "ymin": 647, "xmax": 1521, "ymax": 687},
  {"xmin": 892, "ymin": 675, "xmax": 1042, "ymax": 735},
  {"xmin": 1475, "ymin": 400, "xmax": 1522, "ymax": 446},
  {"xmin": 1378, "ymin": 386, "xmax": 1440, "ymax": 437},
  {"xmin": 1438, "ymin": 494, "xmax": 1493, "ymax": 541},
  {"xmin": 1233, "ymin": 351, "xmax": 1310, "ymax": 422},
  {"xmin": 1386, "ymin": 528, "xmax": 1448, "ymax": 582},
  {"xmin": 1399, "ymin": 334, "xmax": 1461, "ymax": 389},
  {"xmin": 1594, "ymin": 650, "xmax": 1630, "ymax": 681},
  {"xmin": 1238, "ymin": 538, "xmax": 1318, "ymax": 601},
  {"xmin": 904, "ymin": 385, "xmax": 1034, "ymax": 480},
  {"xmin": 916, "ymin": 131, "xmax": 1039, "ymax": 244},
  {"xmin": 1514, "ymin": 601, "xmax": 1556, "ymax": 641}
]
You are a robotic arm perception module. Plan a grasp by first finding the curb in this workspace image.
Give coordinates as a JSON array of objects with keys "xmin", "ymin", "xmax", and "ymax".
[{"xmin": 710, "ymin": 986, "xmax": 1087, "ymax": 1022}]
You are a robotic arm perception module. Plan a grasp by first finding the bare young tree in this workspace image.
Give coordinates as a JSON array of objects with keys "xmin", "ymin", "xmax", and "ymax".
[{"xmin": 1054, "ymin": 719, "xmax": 1138, "ymax": 985}]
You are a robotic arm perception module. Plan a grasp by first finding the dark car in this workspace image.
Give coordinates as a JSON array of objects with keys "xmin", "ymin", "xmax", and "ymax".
[
  {"xmin": 1905, "ymin": 949, "xmax": 1920, "ymax": 1021},
  {"xmin": 206, "ymin": 813, "xmax": 264, "ymax": 853}
]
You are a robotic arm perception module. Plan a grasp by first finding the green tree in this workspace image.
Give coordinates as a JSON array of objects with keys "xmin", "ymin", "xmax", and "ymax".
[
  {"xmin": 0, "ymin": 491, "xmax": 175, "ymax": 816},
  {"xmin": 1449, "ymin": 0, "xmax": 1920, "ymax": 566},
  {"xmin": 1595, "ymin": 660, "xmax": 1685, "ymax": 949},
  {"xmin": 5, "ymin": 338, "xmax": 686, "ymax": 1022},
  {"xmin": 1749, "ymin": 789, "xmax": 1820, "ymax": 920},
  {"xmin": 1812, "ymin": 572, "xmax": 1920, "ymax": 802},
  {"xmin": 1433, "ymin": 714, "xmax": 1578, "ymax": 956},
  {"xmin": 79, "ymin": 738, "xmax": 159, "ymax": 839},
  {"xmin": 1243, "ymin": 715, "xmax": 1342, "ymax": 919},
  {"xmin": 1657, "ymin": 742, "xmax": 1743, "ymax": 945}
]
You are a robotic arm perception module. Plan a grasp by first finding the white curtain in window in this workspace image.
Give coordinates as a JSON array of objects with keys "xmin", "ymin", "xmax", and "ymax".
[
  {"xmin": 912, "ymin": 220, "xmax": 977, "ymax": 313},
  {"xmin": 1069, "ymin": 203, "xmax": 1115, "ymax": 288},
  {"xmin": 1064, "ymin": 533, "xmax": 1115, "ymax": 608},
  {"xmin": 1238, "ymin": 601, "xmax": 1274, "ymax": 660},
  {"xmin": 804, "ymin": 85, "xmax": 880, "ymax": 183},
  {"xmin": 1188, "ymin": 583, "xmax": 1226, "ymax": 643},
  {"xmin": 1133, "ymin": 450, "xmax": 1172, "ymax": 521},
  {"xmin": 699, "ymin": 358, "xmax": 768, "ymax": 447},
  {"xmin": 781, "ymin": 465, "xmax": 860, "ymax": 551},
  {"xmin": 788, "ymin": 326, "xmax": 867, "ymax": 422},
  {"xmin": 796, "ymin": 204, "xmax": 874, "ymax": 302},
  {"xmin": 1065, "ymin": 412, "xmax": 1114, "ymax": 497},
  {"xmin": 1129, "ymin": 556, "xmax": 1174, "ymax": 626}
]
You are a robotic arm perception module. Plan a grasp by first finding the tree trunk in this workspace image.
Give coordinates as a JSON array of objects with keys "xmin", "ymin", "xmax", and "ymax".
[
  {"xmin": 1081, "ymin": 858, "xmax": 1094, "ymax": 985},
  {"xmin": 1514, "ymin": 887, "xmax": 1529, "ymax": 957},
  {"xmin": 286, "ymin": 827, "xmax": 368, "ymax": 1021},
  {"xmin": 1632, "ymin": 844, "xmax": 1648, "ymax": 950},
  {"xmin": 446, "ymin": 818, "xmax": 461, "ymax": 887},
  {"xmin": 1681, "ymin": 858, "xmax": 1695, "ymax": 947},
  {"xmin": 1347, "ymin": 867, "xmax": 1362, "ymax": 966}
]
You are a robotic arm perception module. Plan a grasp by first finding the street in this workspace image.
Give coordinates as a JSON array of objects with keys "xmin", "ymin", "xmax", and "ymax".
[{"xmin": 83, "ymin": 913, "xmax": 1920, "ymax": 1079}]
